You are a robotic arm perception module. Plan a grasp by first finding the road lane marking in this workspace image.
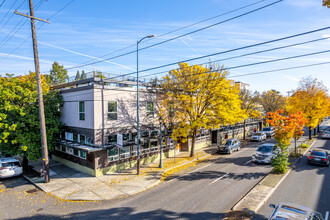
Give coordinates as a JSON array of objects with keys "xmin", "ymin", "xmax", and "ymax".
[
  {"xmin": 325, "ymin": 211, "xmax": 329, "ymax": 220},
  {"xmin": 244, "ymin": 160, "xmax": 252, "ymax": 165},
  {"xmin": 209, "ymin": 173, "xmax": 229, "ymax": 185}
]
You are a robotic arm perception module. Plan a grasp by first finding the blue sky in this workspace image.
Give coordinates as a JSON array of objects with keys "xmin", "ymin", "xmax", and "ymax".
[{"xmin": 0, "ymin": 0, "xmax": 330, "ymax": 94}]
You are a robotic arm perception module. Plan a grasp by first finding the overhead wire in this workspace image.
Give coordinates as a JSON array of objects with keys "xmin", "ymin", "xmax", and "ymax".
[
  {"xmin": 73, "ymin": 0, "xmax": 267, "ymax": 67},
  {"xmin": 0, "ymin": 0, "xmax": 74, "ymax": 62},
  {"xmin": 0, "ymin": 0, "xmax": 6, "ymax": 8},
  {"xmin": 0, "ymin": 0, "xmax": 24, "ymax": 32},
  {"xmin": 63, "ymin": 0, "xmax": 284, "ymax": 71},
  {"xmin": 0, "ymin": 0, "xmax": 18, "ymax": 26}
]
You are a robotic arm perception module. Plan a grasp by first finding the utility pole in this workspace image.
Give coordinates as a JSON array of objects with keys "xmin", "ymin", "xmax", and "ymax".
[{"xmin": 15, "ymin": 0, "xmax": 51, "ymax": 183}]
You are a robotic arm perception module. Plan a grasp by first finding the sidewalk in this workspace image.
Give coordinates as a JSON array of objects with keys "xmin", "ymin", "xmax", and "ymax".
[{"xmin": 24, "ymin": 144, "xmax": 219, "ymax": 201}]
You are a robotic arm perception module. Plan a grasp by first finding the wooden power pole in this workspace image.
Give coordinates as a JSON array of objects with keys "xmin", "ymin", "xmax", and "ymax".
[{"xmin": 15, "ymin": 0, "xmax": 51, "ymax": 183}]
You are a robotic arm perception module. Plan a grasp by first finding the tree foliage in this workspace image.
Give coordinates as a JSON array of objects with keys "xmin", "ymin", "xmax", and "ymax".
[
  {"xmin": 47, "ymin": 61, "xmax": 68, "ymax": 85},
  {"xmin": 259, "ymin": 90, "xmax": 286, "ymax": 113},
  {"xmin": 286, "ymin": 77, "xmax": 330, "ymax": 139},
  {"xmin": 75, "ymin": 70, "xmax": 80, "ymax": 81},
  {"xmin": 159, "ymin": 63, "xmax": 246, "ymax": 156},
  {"xmin": 323, "ymin": 0, "xmax": 330, "ymax": 7},
  {"xmin": 0, "ymin": 73, "xmax": 64, "ymax": 160},
  {"xmin": 267, "ymin": 110, "xmax": 306, "ymax": 173}
]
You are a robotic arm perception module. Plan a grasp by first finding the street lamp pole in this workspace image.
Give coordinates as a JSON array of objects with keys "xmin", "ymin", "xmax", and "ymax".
[{"xmin": 137, "ymin": 34, "xmax": 155, "ymax": 175}]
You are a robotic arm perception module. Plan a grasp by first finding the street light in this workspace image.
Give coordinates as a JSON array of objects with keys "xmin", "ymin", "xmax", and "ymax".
[
  {"xmin": 159, "ymin": 117, "xmax": 163, "ymax": 168},
  {"xmin": 136, "ymin": 34, "xmax": 155, "ymax": 175}
]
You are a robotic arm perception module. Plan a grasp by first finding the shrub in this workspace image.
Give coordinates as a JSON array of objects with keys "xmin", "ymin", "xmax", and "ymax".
[{"xmin": 300, "ymin": 143, "xmax": 310, "ymax": 148}]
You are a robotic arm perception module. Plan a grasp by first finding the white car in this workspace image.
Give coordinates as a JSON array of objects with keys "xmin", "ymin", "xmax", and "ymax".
[
  {"xmin": 268, "ymin": 203, "xmax": 324, "ymax": 220},
  {"xmin": 251, "ymin": 132, "xmax": 267, "ymax": 142},
  {"xmin": 321, "ymin": 130, "xmax": 330, "ymax": 139},
  {"xmin": 0, "ymin": 158, "xmax": 23, "ymax": 178},
  {"xmin": 252, "ymin": 144, "xmax": 279, "ymax": 164}
]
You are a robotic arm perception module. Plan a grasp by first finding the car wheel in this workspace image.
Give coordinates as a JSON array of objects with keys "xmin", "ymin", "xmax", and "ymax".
[
  {"xmin": 229, "ymin": 149, "xmax": 232, "ymax": 154},
  {"xmin": 237, "ymin": 146, "xmax": 240, "ymax": 151}
]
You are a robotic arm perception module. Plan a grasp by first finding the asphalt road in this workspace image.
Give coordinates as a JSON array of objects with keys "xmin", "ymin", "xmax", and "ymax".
[
  {"xmin": 255, "ymin": 137, "xmax": 330, "ymax": 220},
  {"xmin": 1, "ymin": 140, "xmax": 274, "ymax": 219}
]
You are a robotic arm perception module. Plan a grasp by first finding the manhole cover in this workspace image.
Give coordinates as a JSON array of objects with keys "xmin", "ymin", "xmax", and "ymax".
[{"xmin": 26, "ymin": 189, "xmax": 38, "ymax": 194}]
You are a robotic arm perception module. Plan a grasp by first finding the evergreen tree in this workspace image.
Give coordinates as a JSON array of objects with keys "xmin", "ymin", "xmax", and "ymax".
[
  {"xmin": 81, "ymin": 70, "xmax": 87, "ymax": 79},
  {"xmin": 75, "ymin": 70, "xmax": 80, "ymax": 81}
]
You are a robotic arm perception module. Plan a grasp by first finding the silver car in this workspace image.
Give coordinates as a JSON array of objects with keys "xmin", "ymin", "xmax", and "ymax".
[
  {"xmin": 321, "ymin": 130, "xmax": 330, "ymax": 139},
  {"xmin": 0, "ymin": 158, "xmax": 23, "ymax": 178},
  {"xmin": 252, "ymin": 143, "xmax": 279, "ymax": 164},
  {"xmin": 218, "ymin": 139, "xmax": 240, "ymax": 154},
  {"xmin": 268, "ymin": 203, "xmax": 324, "ymax": 220},
  {"xmin": 251, "ymin": 131, "xmax": 267, "ymax": 142}
]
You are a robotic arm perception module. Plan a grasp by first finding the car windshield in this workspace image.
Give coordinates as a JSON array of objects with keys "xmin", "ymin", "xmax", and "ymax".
[
  {"xmin": 254, "ymin": 132, "xmax": 263, "ymax": 136},
  {"xmin": 257, "ymin": 145, "xmax": 272, "ymax": 153},
  {"xmin": 225, "ymin": 140, "xmax": 232, "ymax": 146},
  {"xmin": 281, "ymin": 205, "xmax": 307, "ymax": 215},
  {"xmin": 311, "ymin": 151, "xmax": 326, "ymax": 157},
  {"xmin": 263, "ymin": 127, "xmax": 271, "ymax": 131}
]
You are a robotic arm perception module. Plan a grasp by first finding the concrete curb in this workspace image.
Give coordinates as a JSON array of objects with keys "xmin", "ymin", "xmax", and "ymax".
[
  {"xmin": 22, "ymin": 174, "xmax": 45, "ymax": 192},
  {"xmin": 232, "ymin": 138, "xmax": 316, "ymax": 214}
]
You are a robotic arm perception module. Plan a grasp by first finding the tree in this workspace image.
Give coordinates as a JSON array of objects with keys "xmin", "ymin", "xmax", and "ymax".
[
  {"xmin": 286, "ymin": 77, "xmax": 330, "ymax": 139},
  {"xmin": 239, "ymin": 89, "xmax": 261, "ymax": 139},
  {"xmin": 159, "ymin": 63, "xmax": 246, "ymax": 157},
  {"xmin": 323, "ymin": 0, "xmax": 330, "ymax": 7},
  {"xmin": 75, "ymin": 70, "xmax": 80, "ymax": 81},
  {"xmin": 47, "ymin": 62, "xmax": 68, "ymax": 85},
  {"xmin": 81, "ymin": 70, "xmax": 87, "ymax": 79},
  {"xmin": 259, "ymin": 90, "xmax": 286, "ymax": 113},
  {"xmin": 95, "ymin": 71, "xmax": 105, "ymax": 78},
  {"xmin": 267, "ymin": 110, "xmax": 306, "ymax": 173},
  {"xmin": 0, "ymin": 73, "xmax": 64, "ymax": 161}
]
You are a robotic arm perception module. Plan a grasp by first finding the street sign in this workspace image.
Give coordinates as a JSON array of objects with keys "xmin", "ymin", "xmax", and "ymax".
[{"xmin": 117, "ymin": 133, "xmax": 123, "ymax": 148}]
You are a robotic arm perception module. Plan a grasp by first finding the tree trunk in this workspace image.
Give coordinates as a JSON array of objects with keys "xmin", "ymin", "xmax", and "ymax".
[
  {"xmin": 294, "ymin": 137, "xmax": 297, "ymax": 154},
  {"xmin": 309, "ymin": 127, "xmax": 312, "ymax": 140},
  {"xmin": 243, "ymin": 120, "xmax": 246, "ymax": 140},
  {"xmin": 313, "ymin": 128, "xmax": 316, "ymax": 135},
  {"xmin": 190, "ymin": 132, "xmax": 196, "ymax": 157},
  {"xmin": 317, "ymin": 124, "xmax": 320, "ymax": 133}
]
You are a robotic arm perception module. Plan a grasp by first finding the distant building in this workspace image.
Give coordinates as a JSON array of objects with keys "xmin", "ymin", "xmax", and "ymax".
[{"xmin": 235, "ymin": 81, "xmax": 250, "ymax": 91}]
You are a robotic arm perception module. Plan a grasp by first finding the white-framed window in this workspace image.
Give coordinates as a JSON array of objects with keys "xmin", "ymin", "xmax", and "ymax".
[
  {"xmin": 67, "ymin": 147, "xmax": 73, "ymax": 155},
  {"xmin": 65, "ymin": 132, "xmax": 73, "ymax": 141},
  {"xmin": 108, "ymin": 147, "xmax": 119, "ymax": 162},
  {"xmin": 78, "ymin": 134, "xmax": 86, "ymax": 144},
  {"xmin": 55, "ymin": 145, "xmax": 61, "ymax": 151},
  {"xmin": 120, "ymin": 146, "xmax": 130, "ymax": 159},
  {"xmin": 73, "ymin": 148, "xmax": 79, "ymax": 157},
  {"xmin": 79, "ymin": 151, "xmax": 86, "ymax": 159},
  {"xmin": 108, "ymin": 134, "xmax": 117, "ymax": 145},
  {"xmin": 147, "ymin": 102, "xmax": 154, "ymax": 118},
  {"xmin": 79, "ymin": 101, "xmax": 85, "ymax": 120},
  {"xmin": 107, "ymin": 101, "xmax": 117, "ymax": 120}
]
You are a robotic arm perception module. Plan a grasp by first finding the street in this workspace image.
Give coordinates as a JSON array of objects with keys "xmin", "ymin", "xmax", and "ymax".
[
  {"xmin": 255, "ymin": 137, "xmax": 330, "ymax": 219},
  {"xmin": 0, "ymin": 140, "xmax": 272, "ymax": 219}
]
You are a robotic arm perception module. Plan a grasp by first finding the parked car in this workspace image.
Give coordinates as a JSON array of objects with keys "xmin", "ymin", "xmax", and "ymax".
[
  {"xmin": 0, "ymin": 157, "xmax": 23, "ymax": 179},
  {"xmin": 321, "ymin": 130, "xmax": 330, "ymax": 139},
  {"xmin": 268, "ymin": 203, "xmax": 324, "ymax": 220},
  {"xmin": 262, "ymin": 127, "xmax": 275, "ymax": 138},
  {"xmin": 218, "ymin": 139, "xmax": 240, "ymax": 154},
  {"xmin": 252, "ymin": 143, "xmax": 279, "ymax": 164},
  {"xmin": 307, "ymin": 149, "xmax": 329, "ymax": 167},
  {"xmin": 251, "ymin": 131, "xmax": 267, "ymax": 142}
]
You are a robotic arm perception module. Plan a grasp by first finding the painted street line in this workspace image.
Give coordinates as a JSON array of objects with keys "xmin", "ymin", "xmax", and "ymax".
[
  {"xmin": 244, "ymin": 159, "xmax": 252, "ymax": 165},
  {"xmin": 209, "ymin": 173, "xmax": 229, "ymax": 185},
  {"xmin": 325, "ymin": 211, "xmax": 329, "ymax": 220}
]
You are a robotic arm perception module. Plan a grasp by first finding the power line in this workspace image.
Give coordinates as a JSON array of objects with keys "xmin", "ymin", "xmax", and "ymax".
[
  {"xmin": 0, "ymin": 0, "xmax": 18, "ymax": 26},
  {"xmin": 63, "ymin": 0, "xmax": 283, "ymax": 71},
  {"xmin": 74, "ymin": 0, "xmax": 266, "ymax": 68},
  {"xmin": 0, "ymin": 0, "xmax": 24, "ymax": 32},
  {"xmin": 0, "ymin": 0, "xmax": 6, "ymax": 8},
  {"xmin": 0, "ymin": 0, "xmax": 73, "ymax": 61},
  {"xmin": 138, "ymin": 35, "xmax": 330, "ymax": 79},
  {"xmin": 103, "ymin": 26, "xmax": 330, "ymax": 81}
]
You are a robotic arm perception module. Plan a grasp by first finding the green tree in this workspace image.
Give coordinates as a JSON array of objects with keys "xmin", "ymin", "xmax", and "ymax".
[
  {"xmin": 159, "ymin": 63, "xmax": 246, "ymax": 157},
  {"xmin": 47, "ymin": 61, "xmax": 68, "ymax": 85},
  {"xmin": 95, "ymin": 71, "xmax": 105, "ymax": 78},
  {"xmin": 75, "ymin": 70, "xmax": 80, "ymax": 81},
  {"xmin": 0, "ymin": 73, "xmax": 64, "ymax": 161},
  {"xmin": 80, "ymin": 70, "xmax": 87, "ymax": 79}
]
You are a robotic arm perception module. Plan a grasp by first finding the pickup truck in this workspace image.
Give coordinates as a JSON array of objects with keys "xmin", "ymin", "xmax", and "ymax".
[{"xmin": 262, "ymin": 127, "xmax": 275, "ymax": 138}]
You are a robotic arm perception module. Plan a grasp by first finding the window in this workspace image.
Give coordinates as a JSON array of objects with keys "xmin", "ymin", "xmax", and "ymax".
[
  {"xmin": 108, "ymin": 147, "xmax": 119, "ymax": 162},
  {"xmin": 79, "ymin": 101, "xmax": 85, "ymax": 120},
  {"xmin": 65, "ymin": 132, "xmax": 73, "ymax": 141},
  {"xmin": 80, "ymin": 151, "xmax": 86, "ymax": 159},
  {"xmin": 67, "ymin": 148, "xmax": 73, "ymax": 154},
  {"xmin": 120, "ymin": 146, "xmax": 130, "ymax": 159},
  {"xmin": 61, "ymin": 146, "xmax": 66, "ymax": 152},
  {"xmin": 79, "ymin": 135, "xmax": 86, "ymax": 144},
  {"xmin": 147, "ymin": 102, "xmax": 154, "ymax": 117},
  {"xmin": 73, "ymin": 134, "xmax": 78, "ymax": 142},
  {"xmin": 73, "ymin": 149, "xmax": 79, "ymax": 156},
  {"xmin": 108, "ymin": 135, "xmax": 117, "ymax": 145},
  {"xmin": 108, "ymin": 101, "xmax": 117, "ymax": 120}
]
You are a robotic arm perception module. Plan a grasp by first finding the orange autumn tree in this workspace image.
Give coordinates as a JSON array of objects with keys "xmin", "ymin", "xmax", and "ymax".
[{"xmin": 267, "ymin": 110, "xmax": 306, "ymax": 173}]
